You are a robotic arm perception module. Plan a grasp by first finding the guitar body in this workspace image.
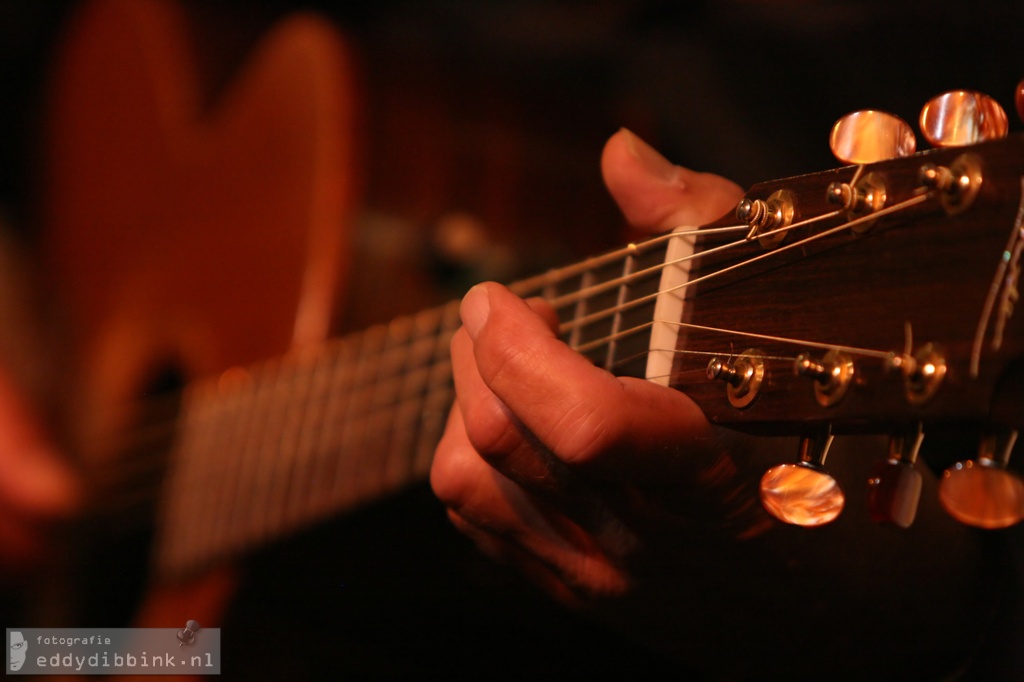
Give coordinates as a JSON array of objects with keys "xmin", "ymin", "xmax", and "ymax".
[{"xmin": 39, "ymin": 0, "xmax": 358, "ymax": 652}]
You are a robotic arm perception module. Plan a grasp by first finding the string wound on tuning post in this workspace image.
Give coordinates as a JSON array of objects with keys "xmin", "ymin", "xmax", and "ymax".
[{"xmin": 706, "ymin": 348, "xmax": 765, "ymax": 409}]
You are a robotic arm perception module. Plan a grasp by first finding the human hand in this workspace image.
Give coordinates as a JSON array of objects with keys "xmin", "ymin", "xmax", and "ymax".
[
  {"xmin": 431, "ymin": 130, "xmax": 993, "ymax": 677},
  {"xmin": 430, "ymin": 128, "xmax": 751, "ymax": 605}
]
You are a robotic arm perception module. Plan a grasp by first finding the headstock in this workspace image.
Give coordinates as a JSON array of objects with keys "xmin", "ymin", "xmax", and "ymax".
[{"xmin": 669, "ymin": 90, "xmax": 1024, "ymax": 529}]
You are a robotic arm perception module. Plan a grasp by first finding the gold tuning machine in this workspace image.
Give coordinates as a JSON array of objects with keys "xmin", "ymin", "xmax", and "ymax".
[
  {"xmin": 706, "ymin": 349, "xmax": 765, "ymax": 409},
  {"xmin": 829, "ymin": 110, "xmax": 916, "ymax": 165},
  {"xmin": 759, "ymin": 428, "xmax": 845, "ymax": 527},
  {"xmin": 939, "ymin": 430, "xmax": 1024, "ymax": 529},
  {"xmin": 736, "ymin": 190, "xmax": 793, "ymax": 247},
  {"xmin": 793, "ymin": 350, "xmax": 855, "ymax": 407},
  {"xmin": 919, "ymin": 90, "xmax": 1008, "ymax": 148}
]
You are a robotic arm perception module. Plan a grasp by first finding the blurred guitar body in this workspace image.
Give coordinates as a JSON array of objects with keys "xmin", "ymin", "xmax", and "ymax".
[
  {"xmin": 39, "ymin": 0, "xmax": 356, "ymax": 667},
  {"xmin": 31, "ymin": 3, "xmax": 658, "ymax": 680}
]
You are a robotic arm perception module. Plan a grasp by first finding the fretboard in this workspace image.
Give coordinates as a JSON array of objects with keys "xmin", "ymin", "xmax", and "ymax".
[{"xmin": 154, "ymin": 233, "xmax": 677, "ymax": 579}]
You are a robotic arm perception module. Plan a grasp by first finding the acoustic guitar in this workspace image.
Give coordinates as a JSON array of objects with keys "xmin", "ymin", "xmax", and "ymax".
[{"xmin": 32, "ymin": 0, "xmax": 1024, "ymax": 676}]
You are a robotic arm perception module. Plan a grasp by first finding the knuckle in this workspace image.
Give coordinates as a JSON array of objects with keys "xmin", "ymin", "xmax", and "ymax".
[
  {"xmin": 459, "ymin": 396, "xmax": 521, "ymax": 464},
  {"xmin": 429, "ymin": 425, "xmax": 475, "ymax": 507},
  {"xmin": 550, "ymin": 397, "xmax": 628, "ymax": 469}
]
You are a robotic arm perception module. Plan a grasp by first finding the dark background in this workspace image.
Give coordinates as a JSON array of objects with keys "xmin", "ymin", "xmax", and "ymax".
[{"xmin": 2, "ymin": 1, "xmax": 1023, "ymax": 678}]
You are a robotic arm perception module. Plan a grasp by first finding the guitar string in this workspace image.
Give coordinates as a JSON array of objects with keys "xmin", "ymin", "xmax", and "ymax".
[
  {"xmin": 541, "ymin": 211, "xmax": 841, "ymax": 311},
  {"xmin": 82, "ymin": 220, "xmax": 778, "ymax": 464},
  {"xmin": 557, "ymin": 193, "xmax": 929, "ymax": 335},
  {"xmin": 507, "ymin": 223, "xmax": 748, "ymax": 298},
  {"xmin": 96, "ymin": 185, "xmax": 919, "ymax": 437},
  {"xmin": 92, "ymin": 192, "xmax": 933, "ymax": 519},
  {"xmin": 91, "ymin": 192, "xmax": 927, "ymax": 467}
]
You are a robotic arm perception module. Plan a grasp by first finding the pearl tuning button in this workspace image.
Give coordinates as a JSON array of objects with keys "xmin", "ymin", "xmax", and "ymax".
[
  {"xmin": 1015, "ymin": 79, "xmax": 1024, "ymax": 123},
  {"xmin": 939, "ymin": 431, "xmax": 1024, "ymax": 529},
  {"xmin": 760, "ymin": 428, "xmax": 845, "ymax": 527},
  {"xmin": 829, "ymin": 110, "xmax": 916, "ymax": 165},
  {"xmin": 919, "ymin": 90, "xmax": 1008, "ymax": 148}
]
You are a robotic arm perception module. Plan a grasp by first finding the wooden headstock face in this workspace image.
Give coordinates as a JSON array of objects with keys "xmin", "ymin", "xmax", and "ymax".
[{"xmin": 671, "ymin": 135, "xmax": 1024, "ymax": 437}]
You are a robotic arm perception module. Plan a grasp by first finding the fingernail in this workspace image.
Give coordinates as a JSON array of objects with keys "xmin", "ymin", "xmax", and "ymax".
[
  {"xmin": 621, "ymin": 128, "xmax": 683, "ymax": 185},
  {"xmin": 460, "ymin": 284, "xmax": 490, "ymax": 340}
]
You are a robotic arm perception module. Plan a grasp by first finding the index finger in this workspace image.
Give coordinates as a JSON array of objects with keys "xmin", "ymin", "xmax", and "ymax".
[{"xmin": 459, "ymin": 281, "xmax": 716, "ymax": 486}]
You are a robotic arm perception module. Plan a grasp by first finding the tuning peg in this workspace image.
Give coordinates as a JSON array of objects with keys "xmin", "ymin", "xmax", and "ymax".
[
  {"xmin": 1016, "ymin": 79, "xmax": 1024, "ymax": 123},
  {"xmin": 920, "ymin": 90, "xmax": 1008, "ymax": 148},
  {"xmin": 760, "ymin": 428, "xmax": 845, "ymax": 526},
  {"xmin": 866, "ymin": 427, "xmax": 924, "ymax": 528},
  {"xmin": 706, "ymin": 349, "xmax": 765, "ymax": 409},
  {"xmin": 939, "ymin": 430, "xmax": 1024, "ymax": 529},
  {"xmin": 793, "ymin": 350, "xmax": 855, "ymax": 407},
  {"xmin": 829, "ymin": 110, "xmax": 916, "ymax": 165},
  {"xmin": 887, "ymin": 342, "xmax": 949, "ymax": 405}
]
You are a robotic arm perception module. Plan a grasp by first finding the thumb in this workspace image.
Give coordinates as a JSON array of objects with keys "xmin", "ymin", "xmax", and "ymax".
[{"xmin": 601, "ymin": 128, "xmax": 744, "ymax": 234}]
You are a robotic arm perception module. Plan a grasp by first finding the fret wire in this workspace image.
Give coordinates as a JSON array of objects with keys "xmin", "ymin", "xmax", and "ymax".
[
  {"xmin": 190, "ymin": 372, "xmax": 243, "ymax": 569},
  {"xmin": 323, "ymin": 336, "xmax": 363, "ymax": 514},
  {"xmin": 508, "ymin": 225, "xmax": 747, "ymax": 299},
  {"xmin": 412, "ymin": 303, "xmax": 459, "ymax": 476},
  {"xmin": 414, "ymin": 382, "xmax": 453, "ymax": 476},
  {"xmin": 182, "ymin": 379, "xmax": 234, "ymax": 569},
  {"xmin": 605, "ymin": 251, "xmax": 636, "ymax": 370},
  {"xmin": 249, "ymin": 357, "xmax": 303, "ymax": 547},
  {"xmin": 547, "ymin": 244, "xmax": 683, "ymax": 311},
  {"xmin": 311, "ymin": 337, "xmax": 357, "ymax": 519},
  {"xmin": 166, "ymin": 374, "xmax": 219, "ymax": 572},
  {"xmin": 227, "ymin": 358, "xmax": 282, "ymax": 556},
  {"xmin": 569, "ymin": 270, "xmax": 594, "ymax": 349},
  {"xmin": 349, "ymin": 324, "xmax": 391, "ymax": 504},
  {"xmin": 385, "ymin": 316, "xmax": 436, "ymax": 490},
  {"xmin": 376, "ymin": 317, "xmax": 412, "ymax": 493},
  {"xmin": 161, "ymin": 383, "xmax": 204, "ymax": 571},
  {"xmin": 157, "ymin": 380, "xmax": 212, "ymax": 573},
  {"xmin": 331, "ymin": 324, "xmax": 385, "ymax": 508},
  {"xmin": 286, "ymin": 342, "xmax": 336, "ymax": 531},
  {"xmin": 209, "ymin": 368, "xmax": 260, "ymax": 561},
  {"xmin": 272, "ymin": 348, "xmax": 323, "ymax": 532},
  {"xmin": 260, "ymin": 355, "xmax": 300, "ymax": 541}
]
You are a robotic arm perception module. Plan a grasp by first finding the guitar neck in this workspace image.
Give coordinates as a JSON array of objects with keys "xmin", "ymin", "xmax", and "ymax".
[
  {"xmin": 156, "ymin": 133, "xmax": 1024, "ymax": 577},
  {"xmin": 154, "ymin": 236, "xmax": 672, "ymax": 579}
]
